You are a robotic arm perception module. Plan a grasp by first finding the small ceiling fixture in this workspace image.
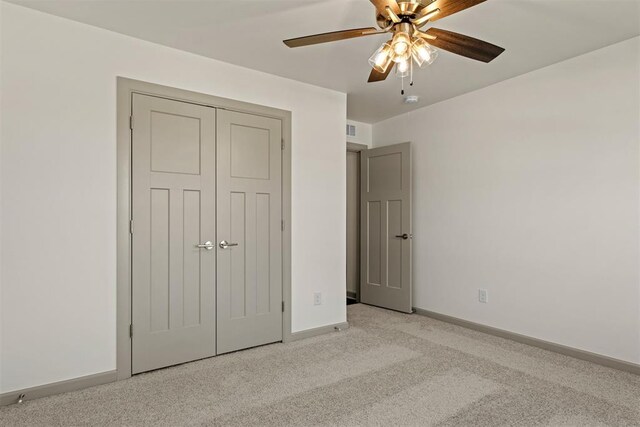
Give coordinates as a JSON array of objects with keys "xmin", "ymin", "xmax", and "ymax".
[
  {"xmin": 404, "ymin": 95, "xmax": 420, "ymax": 104},
  {"xmin": 283, "ymin": 0, "xmax": 505, "ymax": 95}
]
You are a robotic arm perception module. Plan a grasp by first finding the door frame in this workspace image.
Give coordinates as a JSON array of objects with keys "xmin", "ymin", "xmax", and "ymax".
[
  {"xmin": 116, "ymin": 77, "xmax": 293, "ymax": 381},
  {"xmin": 346, "ymin": 143, "xmax": 367, "ymax": 302}
]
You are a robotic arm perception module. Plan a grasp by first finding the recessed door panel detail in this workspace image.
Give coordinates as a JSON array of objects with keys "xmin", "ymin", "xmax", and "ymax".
[
  {"xmin": 132, "ymin": 94, "xmax": 216, "ymax": 374},
  {"xmin": 230, "ymin": 125, "xmax": 270, "ymax": 180},
  {"xmin": 150, "ymin": 188, "xmax": 170, "ymax": 332},
  {"xmin": 368, "ymin": 153, "xmax": 402, "ymax": 192},
  {"xmin": 230, "ymin": 192, "xmax": 247, "ymax": 319},
  {"xmin": 151, "ymin": 111, "xmax": 201, "ymax": 175},
  {"xmin": 226, "ymin": 192, "xmax": 273, "ymax": 319},
  {"xmin": 183, "ymin": 190, "xmax": 202, "ymax": 327},
  {"xmin": 361, "ymin": 143, "xmax": 412, "ymax": 313},
  {"xmin": 387, "ymin": 200, "xmax": 403, "ymax": 289},
  {"xmin": 367, "ymin": 201, "xmax": 382, "ymax": 286},
  {"xmin": 256, "ymin": 193, "xmax": 271, "ymax": 315}
]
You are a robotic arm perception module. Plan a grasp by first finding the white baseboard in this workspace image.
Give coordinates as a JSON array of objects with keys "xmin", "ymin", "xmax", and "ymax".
[
  {"xmin": 0, "ymin": 320, "xmax": 352, "ymax": 407},
  {"xmin": 414, "ymin": 308, "xmax": 640, "ymax": 376},
  {"xmin": 1, "ymin": 370, "xmax": 118, "ymax": 407},
  {"xmin": 289, "ymin": 321, "xmax": 350, "ymax": 342},
  {"xmin": 0, "ymin": 321, "xmax": 350, "ymax": 407}
]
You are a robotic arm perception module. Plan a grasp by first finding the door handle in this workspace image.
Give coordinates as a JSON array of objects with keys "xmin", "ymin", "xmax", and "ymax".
[
  {"xmin": 219, "ymin": 240, "xmax": 239, "ymax": 249},
  {"xmin": 196, "ymin": 241, "xmax": 215, "ymax": 250},
  {"xmin": 395, "ymin": 234, "xmax": 409, "ymax": 240}
]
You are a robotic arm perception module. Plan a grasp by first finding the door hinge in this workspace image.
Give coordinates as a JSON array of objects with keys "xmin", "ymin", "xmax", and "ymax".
[
  {"xmin": 281, "ymin": 139, "xmax": 284, "ymax": 150},
  {"xmin": 281, "ymin": 220, "xmax": 285, "ymax": 231},
  {"xmin": 129, "ymin": 116, "xmax": 134, "ymax": 130},
  {"xmin": 129, "ymin": 324, "xmax": 133, "ymax": 338},
  {"xmin": 282, "ymin": 301, "xmax": 285, "ymax": 312},
  {"xmin": 129, "ymin": 220, "xmax": 134, "ymax": 235}
]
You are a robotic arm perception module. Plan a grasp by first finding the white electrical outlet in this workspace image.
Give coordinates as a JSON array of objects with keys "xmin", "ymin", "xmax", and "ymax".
[
  {"xmin": 478, "ymin": 289, "xmax": 488, "ymax": 304},
  {"xmin": 313, "ymin": 292, "xmax": 322, "ymax": 306}
]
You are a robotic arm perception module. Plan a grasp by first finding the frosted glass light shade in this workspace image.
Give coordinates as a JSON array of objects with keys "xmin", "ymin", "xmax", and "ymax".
[
  {"xmin": 391, "ymin": 32, "xmax": 411, "ymax": 56},
  {"xmin": 412, "ymin": 38, "xmax": 438, "ymax": 67},
  {"xmin": 395, "ymin": 59, "xmax": 409, "ymax": 78},
  {"xmin": 368, "ymin": 42, "xmax": 393, "ymax": 73}
]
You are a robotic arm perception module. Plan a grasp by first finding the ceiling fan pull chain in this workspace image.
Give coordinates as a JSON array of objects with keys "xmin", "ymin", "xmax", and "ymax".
[{"xmin": 410, "ymin": 59, "xmax": 414, "ymax": 87}]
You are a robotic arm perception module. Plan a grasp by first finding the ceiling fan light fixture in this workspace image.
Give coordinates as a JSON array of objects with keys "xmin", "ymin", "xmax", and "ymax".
[
  {"xmin": 368, "ymin": 42, "xmax": 394, "ymax": 73},
  {"xmin": 398, "ymin": 0, "xmax": 422, "ymax": 15},
  {"xmin": 413, "ymin": 7, "xmax": 441, "ymax": 27},
  {"xmin": 412, "ymin": 38, "xmax": 438, "ymax": 67},
  {"xmin": 385, "ymin": 6, "xmax": 401, "ymax": 23},
  {"xmin": 395, "ymin": 59, "xmax": 410, "ymax": 78},
  {"xmin": 392, "ymin": 49, "xmax": 411, "ymax": 63},
  {"xmin": 391, "ymin": 31, "xmax": 411, "ymax": 56}
]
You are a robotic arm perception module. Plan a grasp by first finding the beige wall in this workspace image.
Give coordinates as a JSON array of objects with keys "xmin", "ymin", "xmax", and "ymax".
[
  {"xmin": 0, "ymin": 2, "xmax": 347, "ymax": 392},
  {"xmin": 347, "ymin": 120, "xmax": 372, "ymax": 147},
  {"xmin": 373, "ymin": 37, "xmax": 640, "ymax": 364}
]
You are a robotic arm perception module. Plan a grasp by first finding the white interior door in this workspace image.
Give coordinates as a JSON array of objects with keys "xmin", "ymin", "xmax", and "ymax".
[
  {"xmin": 131, "ymin": 94, "xmax": 216, "ymax": 374},
  {"xmin": 360, "ymin": 142, "xmax": 412, "ymax": 313},
  {"xmin": 216, "ymin": 110, "xmax": 283, "ymax": 354}
]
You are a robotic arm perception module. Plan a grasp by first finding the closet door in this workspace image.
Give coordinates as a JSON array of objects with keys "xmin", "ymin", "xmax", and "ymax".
[
  {"xmin": 216, "ymin": 110, "xmax": 283, "ymax": 354},
  {"xmin": 131, "ymin": 94, "xmax": 216, "ymax": 373}
]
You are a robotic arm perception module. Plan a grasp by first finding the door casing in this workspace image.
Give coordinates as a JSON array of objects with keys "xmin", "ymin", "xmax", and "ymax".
[
  {"xmin": 346, "ymin": 142, "xmax": 367, "ymax": 301},
  {"xmin": 116, "ymin": 77, "xmax": 293, "ymax": 380}
]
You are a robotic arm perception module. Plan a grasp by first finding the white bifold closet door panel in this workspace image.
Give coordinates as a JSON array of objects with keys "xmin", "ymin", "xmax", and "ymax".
[
  {"xmin": 360, "ymin": 142, "xmax": 412, "ymax": 313},
  {"xmin": 216, "ymin": 110, "xmax": 283, "ymax": 354},
  {"xmin": 131, "ymin": 94, "xmax": 216, "ymax": 374}
]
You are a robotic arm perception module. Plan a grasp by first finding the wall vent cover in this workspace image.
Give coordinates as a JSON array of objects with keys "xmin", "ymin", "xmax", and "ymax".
[{"xmin": 346, "ymin": 124, "xmax": 356, "ymax": 137}]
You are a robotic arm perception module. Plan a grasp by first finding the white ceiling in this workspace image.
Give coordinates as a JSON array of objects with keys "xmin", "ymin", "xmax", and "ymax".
[{"xmin": 10, "ymin": 0, "xmax": 640, "ymax": 123}]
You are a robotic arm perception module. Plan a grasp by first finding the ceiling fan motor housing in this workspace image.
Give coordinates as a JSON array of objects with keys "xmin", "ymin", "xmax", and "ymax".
[{"xmin": 377, "ymin": 0, "xmax": 427, "ymax": 28}]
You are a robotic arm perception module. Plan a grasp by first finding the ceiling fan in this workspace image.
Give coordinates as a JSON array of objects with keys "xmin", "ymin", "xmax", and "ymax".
[{"xmin": 283, "ymin": 0, "xmax": 504, "ymax": 93}]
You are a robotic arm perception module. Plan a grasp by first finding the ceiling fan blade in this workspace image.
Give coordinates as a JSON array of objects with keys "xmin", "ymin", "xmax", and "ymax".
[
  {"xmin": 420, "ymin": 0, "xmax": 487, "ymax": 23},
  {"xmin": 423, "ymin": 28, "xmax": 504, "ymax": 62},
  {"xmin": 283, "ymin": 27, "xmax": 379, "ymax": 48},
  {"xmin": 368, "ymin": 65, "xmax": 394, "ymax": 83},
  {"xmin": 370, "ymin": 0, "xmax": 401, "ymax": 16}
]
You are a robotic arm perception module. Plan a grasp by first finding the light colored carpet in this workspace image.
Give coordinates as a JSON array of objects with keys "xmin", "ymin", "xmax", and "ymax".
[{"xmin": 2, "ymin": 304, "xmax": 639, "ymax": 426}]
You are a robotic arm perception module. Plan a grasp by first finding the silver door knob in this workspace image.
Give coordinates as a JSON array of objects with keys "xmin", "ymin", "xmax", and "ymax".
[
  {"xmin": 219, "ymin": 240, "xmax": 239, "ymax": 249},
  {"xmin": 196, "ymin": 241, "xmax": 215, "ymax": 250}
]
